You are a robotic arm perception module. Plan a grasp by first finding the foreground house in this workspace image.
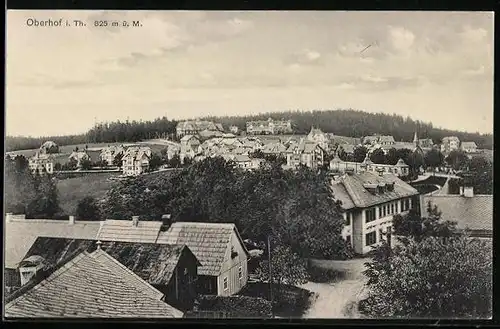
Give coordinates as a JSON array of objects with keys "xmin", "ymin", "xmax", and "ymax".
[
  {"xmin": 420, "ymin": 186, "xmax": 492, "ymax": 239},
  {"xmin": 330, "ymin": 171, "xmax": 419, "ymax": 254},
  {"xmin": 20, "ymin": 237, "xmax": 201, "ymax": 310},
  {"xmin": 122, "ymin": 147, "xmax": 151, "ymax": 176},
  {"xmin": 94, "ymin": 217, "xmax": 250, "ymax": 296},
  {"xmin": 4, "ymin": 214, "xmax": 102, "ymax": 293},
  {"xmin": 157, "ymin": 222, "xmax": 250, "ymax": 297},
  {"xmin": 28, "ymin": 153, "xmax": 54, "ymax": 175},
  {"xmin": 5, "ymin": 249, "xmax": 183, "ymax": 318}
]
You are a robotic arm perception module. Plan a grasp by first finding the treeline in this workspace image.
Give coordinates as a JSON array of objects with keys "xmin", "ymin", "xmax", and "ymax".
[
  {"xmin": 6, "ymin": 135, "xmax": 87, "ymax": 152},
  {"xmin": 202, "ymin": 109, "xmax": 493, "ymax": 149},
  {"xmin": 7, "ymin": 109, "xmax": 492, "ymax": 152},
  {"xmin": 85, "ymin": 116, "xmax": 178, "ymax": 143}
]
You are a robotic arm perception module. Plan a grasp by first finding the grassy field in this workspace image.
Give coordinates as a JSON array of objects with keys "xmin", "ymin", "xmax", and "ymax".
[{"xmin": 56, "ymin": 172, "xmax": 120, "ymax": 216}]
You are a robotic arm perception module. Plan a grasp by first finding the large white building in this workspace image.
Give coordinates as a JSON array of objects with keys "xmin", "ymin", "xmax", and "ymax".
[
  {"xmin": 441, "ymin": 136, "xmax": 461, "ymax": 154},
  {"xmin": 246, "ymin": 118, "xmax": 293, "ymax": 135},
  {"xmin": 28, "ymin": 153, "xmax": 54, "ymax": 175},
  {"xmin": 121, "ymin": 147, "xmax": 152, "ymax": 176},
  {"xmin": 331, "ymin": 171, "xmax": 419, "ymax": 254}
]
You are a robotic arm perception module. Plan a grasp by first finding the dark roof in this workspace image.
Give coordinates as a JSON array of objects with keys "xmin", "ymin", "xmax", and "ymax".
[
  {"xmin": 156, "ymin": 222, "xmax": 249, "ymax": 276},
  {"xmin": 420, "ymin": 195, "xmax": 493, "ymax": 232},
  {"xmin": 22, "ymin": 237, "xmax": 200, "ymax": 286},
  {"xmin": 5, "ymin": 250, "xmax": 183, "ymax": 318},
  {"xmin": 330, "ymin": 171, "xmax": 419, "ymax": 210}
]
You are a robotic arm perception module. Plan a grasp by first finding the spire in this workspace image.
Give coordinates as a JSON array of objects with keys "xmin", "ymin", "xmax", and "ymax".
[{"xmin": 413, "ymin": 131, "xmax": 419, "ymax": 144}]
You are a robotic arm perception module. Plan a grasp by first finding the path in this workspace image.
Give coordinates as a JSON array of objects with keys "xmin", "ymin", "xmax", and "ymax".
[{"xmin": 300, "ymin": 258, "xmax": 369, "ymax": 319}]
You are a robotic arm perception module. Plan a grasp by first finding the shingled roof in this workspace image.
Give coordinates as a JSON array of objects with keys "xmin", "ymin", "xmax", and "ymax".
[
  {"xmin": 5, "ymin": 249, "xmax": 183, "ymax": 318},
  {"xmin": 330, "ymin": 171, "xmax": 419, "ymax": 210},
  {"xmin": 96, "ymin": 219, "xmax": 163, "ymax": 243},
  {"xmin": 156, "ymin": 222, "xmax": 249, "ymax": 277},
  {"xmin": 420, "ymin": 195, "xmax": 493, "ymax": 233},
  {"xmin": 5, "ymin": 218, "xmax": 101, "ymax": 269},
  {"xmin": 22, "ymin": 237, "xmax": 200, "ymax": 286}
]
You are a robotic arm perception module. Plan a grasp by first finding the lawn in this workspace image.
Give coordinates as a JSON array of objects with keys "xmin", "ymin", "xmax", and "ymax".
[{"xmin": 56, "ymin": 172, "xmax": 120, "ymax": 216}]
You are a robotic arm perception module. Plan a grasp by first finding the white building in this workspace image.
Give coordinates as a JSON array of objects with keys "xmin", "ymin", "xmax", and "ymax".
[
  {"xmin": 28, "ymin": 153, "xmax": 54, "ymax": 174},
  {"xmin": 100, "ymin": 145, "xmax": 125, "ymax": 166},
  {"xmin": 330, "ymin": 171, "xmax": 419, "ymax": 254},
  {"xmin": 122, "ymin": 147, "xmax": 152, "ymax": 176},
  {"xmin": 441, "ymin": 136, "xmax": 461, "ymax": 154},
  {"xmin": 461, "ymin": 141, "xmax": 478, "ymax": 153}
]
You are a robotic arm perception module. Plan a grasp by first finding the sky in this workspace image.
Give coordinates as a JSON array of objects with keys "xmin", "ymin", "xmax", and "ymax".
[{"xmin": 6, "ymin": 10, "xmax": 494, "ymax": 137}]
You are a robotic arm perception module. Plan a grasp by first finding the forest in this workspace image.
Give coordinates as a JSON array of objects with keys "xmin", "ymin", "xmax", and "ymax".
[{"xmin": 6, "ymin": 109, "xmax": 493, "ymax": 152}]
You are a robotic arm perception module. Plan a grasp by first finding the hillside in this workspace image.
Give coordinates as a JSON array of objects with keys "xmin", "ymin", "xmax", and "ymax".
[
  {"xmin": 6, "ymin": 109, "xmax": 493, "ymax": 152},
  {"xmin": 201, "ymin": 109, "xmax": 493, "ymax": 149}
]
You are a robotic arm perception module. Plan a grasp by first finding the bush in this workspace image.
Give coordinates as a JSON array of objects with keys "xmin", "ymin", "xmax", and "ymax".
[
  {"xmin": 307, "ymin": 266, "xmax": 345, "ymax": 283},
  {"xmin": 192, "ymin": 295, "xmax": 272, "ymax": 318}
]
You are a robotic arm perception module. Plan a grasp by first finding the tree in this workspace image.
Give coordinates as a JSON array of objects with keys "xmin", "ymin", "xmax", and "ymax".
[
  {"xmin": 424, "ymin": 148, "xmax": 444, "ymax": 169},
  {"xmin": 370, "ymin": 148, "xmax": 386, "ymax": 164},
  {"xmin": 167, "ymin": 154, "xmax": 181, "ymax": 168},
  {"xmin": 249, "ymin": 149, "xmax": 265, "ymax": 159},
  {"xmin": 255, "ymin": 244, "xmax": 308, "ymax": 287},
  {"xmin": 466, "ymin": 156, "xmax": 493, "ymax": 195},
  {"xmin": 353, "ymin": 146, "xmax": 368, "ymax": 163},
  {"xmin": 45, "ymin": 144, "xmax": 60, "ymax": 154},
  {"xmin": 94, "ymin": 159, "xmax": 108, "ymax": 168},
  {"xmin": 113, "ymin": 153, "xmax": 124, "ymax": 168},
  {"xmin": 54, "ymin": 162, "xmax": 62, "ymax": 171},
  {"xmin": 76, "ymin": 196, "xmax": 101, "ymax": 221},
  {"xmin": 360, "ymin": 235, "xmax": 492, "ymax": 318},
  {"xmin": 385, "ymin": 148, "xmax": 399, "ymax": 165},
  {"xmin": 445, "ymin": 150, "xmax": 469, "ymax": 171},
  {"xmin": 393, "ymin": 202, "xmax": 459, "ymax": 242},
  {"xmin": 67, "ymin": 157, "xmax": 78, "ymax": 170},
  {"xmin": 149, "ymin": 153, "xmax": 163, "ymax": 172}
]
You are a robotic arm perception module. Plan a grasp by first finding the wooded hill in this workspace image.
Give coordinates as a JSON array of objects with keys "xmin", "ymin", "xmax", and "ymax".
[{"xmin": 6, "ymin": 109, "xmax": 493, "ymax": 152}]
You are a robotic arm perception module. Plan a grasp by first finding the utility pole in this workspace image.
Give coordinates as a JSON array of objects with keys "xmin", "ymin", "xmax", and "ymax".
[{"xmin": 267, "ymin": 234, "xmax": 274, "ymax": 318}]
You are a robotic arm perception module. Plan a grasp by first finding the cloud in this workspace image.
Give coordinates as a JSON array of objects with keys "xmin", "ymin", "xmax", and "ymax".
[
  {"xmin": 339, "ymin": 75, "xmax": 427, "ymax": 92},
  {"xmin": 285, "ymin": 48, "xmax": 324, "ymax": 67},
  {"xmin": 387, "ymin": 26, "xmax": 415, "ymax": 54}
]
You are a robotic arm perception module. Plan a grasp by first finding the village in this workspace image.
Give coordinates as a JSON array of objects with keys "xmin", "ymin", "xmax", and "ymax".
[{"xmin": 4, "ymin": 117, "xmax": 493, "ymax": 319}]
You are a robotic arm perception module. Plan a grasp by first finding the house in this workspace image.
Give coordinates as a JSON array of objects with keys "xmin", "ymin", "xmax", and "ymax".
[
  {"xmin": 28, "ymin": 153, "xmax": 54, "ymax": 174},
  {"xmin": 180, "ymin": 135, "xmax": 201, "ymax": 163},
  {"xmin": 246, "ymin": 118, "xmax": 293, "ymax": 135},
  {"xmin": 378, "ymin": 135, "xmax": 396, "ymax": 146},
  {"xmin": 99, "ymin": 145, "xmax": 125, "ymax": 166},
  {"xmin": 420, "ymin": 186, "xmax": 492, "ymax": 239},
  {"xmin": 325, "ymin": 134, "xmax": 362, "ymax": 146},
  {"xmin": 285, "ymin": 139, "xmax": 325, "ymax": 169},
  {"xmin": 4, "ymin": 214, "xmax": 102, "ymax": 294},
  {"xmin": 20, "ymin": 237, "xmax": 201, "ymax": 310},
  {"xmin": 5, "ymin": 249, "xmax": 183, "ymax": 318},
  {"xmin": 336, "ymin": 143, "xmax": 356, "ymax": 156},
  {"xmin": 222, "ymin": 154, "xmax": 263, "ymax": 170},
  {"xmin": 330, "ymin": 154, "xmax": 410, "ymax": 178},
  {"xmin": 419, "ymin": 138, "xmax": 434, "ymax": 148},
  {"xmin": 68, "ymin": 150, "xmax": 90, "ymax": 168},
  {"xmin": 176, "ymin": 120, "xmax": 222, "ymax": 138},
  {"xmin": 199, "ymin": 129, "xmax": 224, "ymax": 140},
  {"xmin": 461, "ymin": 141, "xmax": 478, "ymax": 153},
  {"xmin": 157, "ymin": 222, "xmax": 250, "ymax": 297},
  {"xmin": 39, "ymin": 141, "xmax": 59, "ymax": 154},
  {"xmin": 122, "ymin": 147, "xmax": 151, "ymax": 176},
  {"xmin": 261, "ymin": 142, "xmax": 288, "ymax": 156},
  {"xmin": 307, "ymin": 126, "xmax": 330, "ymax": 151},
  {"xmin": 363, "ymin": 134, "xmax": 382, "ymax": 146},
  {"xmin": 330, "ymin": 171, "xmax": 419, "ymax": 254},
  {"xmin": 229, "ymin": 125, "xmax": 240, "ymax": 134},
  {"xmin": 441, "ymin": 136, "xmax": 461, "ymax": 154}
]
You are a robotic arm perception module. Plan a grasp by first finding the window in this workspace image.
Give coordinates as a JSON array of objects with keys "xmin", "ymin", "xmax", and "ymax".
[
  {"xmin": 365, "ymin": 231, "xmax": 377, "ymax": 246},
  {"xmin": 390, "ymin": 203, "xmax": 395, "ymax": 214},
  {"xmin": 365, "ymin": 208, "xmax": 376, "ymax": 223},
  {"xmin": 346, "ymin": 235, "xmax": 351, "ymax": 246},
  {"xmin": 223, "ymin": 277, "xmax": 228, "ymax": 290},
  {"xmin": 379, "ymin": 229, "xmax": 384, "ymax": 241},
  {"xmin": 345, "ymin": 213, "xmax": 351, "ymax": 226},
  {"xmin": 238, "ymin": 266, "xmax": 243, "ymax": 280},
  {"xmin": 382, "ymin": 205, "xmax": 386, "ymax": 217},
  {"xmin": 378, "ymin": 207, "xmax": 382, "ymax": 218}
]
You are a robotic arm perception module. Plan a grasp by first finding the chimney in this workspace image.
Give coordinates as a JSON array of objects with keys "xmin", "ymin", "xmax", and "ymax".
[
  {"xmin": 459, "ymin": 186, "xmax": 464, "ymax": 196},
  {"xmin": 463, "ymin": 186, "xmax": 474, "ymax": 198},
  {"xmin": 132, "ymin": 216, "xmax": 139, "ymax": 227},
  {"xmin": 69, "ymin": 215, "xmax": 75, "ymax": 225},
  {"xmin": 161, "ymin": 214, "xmax": 174, "ymax": 231},
  {"xmin": 96, "ymin": 240, "xmax": 102, "ymax": 250}
]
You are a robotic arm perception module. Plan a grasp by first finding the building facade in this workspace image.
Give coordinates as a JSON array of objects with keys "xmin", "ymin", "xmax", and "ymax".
[
  {"xmin": 180, "ymin": 135, "xmax": 201, "ymax": 163},
  {"xmin": 246, "ymin": 118, "xmax": 293, "ymax": 135},
  {"xmin": 331, "ymin": 171, "xmax": 419, "ymax": 254},
  {"xmin": 285, "ymin": 140, "xmax": 325, "ymax": 169},
  {"xmin": 176, "ymin": 120, "xmax": 222, "ymax": 138},
  {"xmin": 330, "ymin": 154, "xmax": 410, "ymax": 178},
  {"xmin": 100, "ymin": 145, "xmax": 125, "ymax": 166},
  {"xmin": 461, "ymin": 141, "xmax": 478, "ymax": 153},
  {"xmin": 122, "ymin": 147, "xmax": 151, "ymax": 176},
  {"xmin": 28, "ymin": 153, "xmax": 54, "ymax": 174},
  {"xmin": 441, "ymin": 136, "xmax": 461, "ymax": 154}
]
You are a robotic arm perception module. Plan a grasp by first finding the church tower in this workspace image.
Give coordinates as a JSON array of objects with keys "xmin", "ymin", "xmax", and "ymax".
[{"xmin": 413, "ymin": 131, "xmax": 419, "ymax": 148}]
